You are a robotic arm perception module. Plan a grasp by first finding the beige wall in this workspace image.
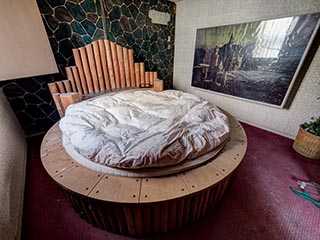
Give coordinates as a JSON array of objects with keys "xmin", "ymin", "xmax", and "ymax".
[
  {"xmin": 0, "ymin": 89, "xmax": 26, "ymax": 240},
  {"xmin": 173, "ymin": 0, "xmax": 320, "ymax": 139}
]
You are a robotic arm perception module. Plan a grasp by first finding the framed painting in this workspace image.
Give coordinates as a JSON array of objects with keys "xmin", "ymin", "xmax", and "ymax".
[{"xmin": 191, "ymin": 13, "xmax": 320, "ymax": 107}]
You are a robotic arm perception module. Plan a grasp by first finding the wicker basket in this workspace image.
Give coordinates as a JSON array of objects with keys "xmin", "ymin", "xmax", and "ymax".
[{"xmin": 293, "ymin": 126, "xmax": 320, "ymax": 160}]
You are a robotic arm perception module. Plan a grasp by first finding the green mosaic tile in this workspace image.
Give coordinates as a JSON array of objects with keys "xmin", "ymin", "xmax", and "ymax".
[
  {"xmin": 129, "ymin": 18, "xmax": 137, "ymax": 31},
  {"xmin": 48, "ymin": 37, "xmax": 58, "ymax": 53},
  {"xmin": 116, "ymin": 35, "xmax": 127, "ymax": 46},
  {"xmin": 97, "ymin": 0, "xmax": 102, "ymax": 15},
  {"xmin": 151, "ymin": 42, "xmax": 158, "ymax": 54},
  {"xmin": 136, "ymin": 13, "xmax": 146, "ymax": 28},
  {"xmin": 59, "ymin": 39, "xmax": 74, "ymax": 59},
  {"xmin": 131, "ymin": 44, "xmax": 141, "ymax": 57},
  {"xmin": 26, "ymin": 105, "xmax": 47, "ymax": 118},
  {"xmin": 141, "ymin": 41, "xmax": 150, "ymax": 51},
  {"xmin": 66, "ymin": 2, "xmax": 86, "ymax": 22},
  {"xmin": 83, "ymin": 35, "xmax": 93, "ymax": 44},
  {"xmin": 54, "ymin": 6, "xmax": 72, "ymax": 22},
  {"xmin": 133, "ymin": 0, "xmax": 141, "ymax": 8},
  {"xmin": 97, "ymin": 18, "xmax": 103, "ymax": 28},
  {"xmin": 37, "ymin": 0, "xmax": 53, "ymax": 15},
  {"xmin": 143, "ymin": 27, "xmax": 149, "ymax": 40},
  {"xmin": 35, "ymin": 117, "xmax": 55, "ymax": 130},
  {"xmin": 16, "ymin": 112, "xmax": 33, "ymax": 126},
  {"xmin": 87, "ymin": 13, "xmax": 99, "ymax": 23},
  {"xmin": 81, "ymin": 0, "xmax": 96, "ymax": 13},
  {"xmin": 10, "ymin": 98, "xmax": 26, "ymax": 112},
  {"xmin": 124, "ymin": 32, "xmax": 135, "ymax": 46},
  {"xmin": 55, "ymin": 22, "xmax": 72, "ymax": 40},
  {"xmin": 124, "ymin": 0, "xmax": 132, "ymax": 5},
  {"xmin": 93, "ymin": 29, "xmax": 105, "ymax": 40},
  {"xmin": 109, "ymin": 6, "xmax": 121, "ymax": 21},
  {"xmin": 43, "ymin": 20, "xmax": 53, "ymax": 36},
  {"xmin": 146, "ymin": 17, "xmax": 152, "ymax": 26},
  {"xmin": 159, "ymin": 51, "xmax": 166, "ymax": 59},
  {"xmin": 146, "ymin": 51, "xmax": 152, "ymax": 60},
  {"xmin": 44, "ymin": 15, "xmax": 59, "ymax": 31},
  {"xmin": 120, "ymin": 16, "xmax": 131, "ymax": 32},
  {"xmin": 112, "ymin": 0, "xmax": 123, "ymax": 5},
  {"xmin": 158, "ymin": 30, "xmax": 166, "ymax": 39},
  {"xmin": 71, "ymin": 21, "xmax": 87, "ymax": 35},
  {"xmin": 153, "ymin": 63, "xmax": 159, "ymax": 70},
  {"xmin": 138, "ymin": 49, "xmax": 147, "ymax": 60},
  {"xmin": 150, "ymin": 32, "xmax": 158, "ymax": 42},
  {"xmin": 54, "ymin": 52, "xmax": 67, "ymax": 65},
  {"xmin": 133, "ymin": 28, "xmax": 142, "ymax": 38},
  {"xmin": 108, "ymin": 32, "xmax": 116, "ymax": 42},
  {"xmin": 24, "ymin": 94, "xmax": 43, "ymax": 104},
  {"xmin": 3, "ymin": 84, "xmax": 25, "ymax": 98},
  {"xmin": 106, "ymin": 19, "xmax": 111, "ymax": 30},
  {"xmin": 149, "ymin": 0, "xmax": 157, "ymax": 7},
  {"xmin": 46, "ymin": 0, "xmax": 66, "ymax": 8},
  {"xmin": 82, "ymin": 19, "xmax": 97, "ymax": 36},
  {"xmin": 104, "ymin": 0, "xmax": 113, "ymax": 11},
  {"xmin": 135, "ymin": 38, "xmax": 143, "ymax": 46},
  {"xmin": 147, "ymin": 27, "xmax": 154, "ymax": 37},
  {"xmin": 121, "ymin": 5, "xmax": 131, "ymax": 17},
  {"xmin": 129, "ymin": 4, "xmax": 139, "ymax": 19},
  {"xmin": 140, "ymin": 3, "xmax": 148, "ymax": 16},
  {"xmin": 111, "ymin": 21, "xmax": 124, "ymax": 37}
]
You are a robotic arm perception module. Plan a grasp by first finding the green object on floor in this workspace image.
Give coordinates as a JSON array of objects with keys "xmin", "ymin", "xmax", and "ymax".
[{"xmin": 290, "ymin": 187, "xmax": 320, "ymax": 208}]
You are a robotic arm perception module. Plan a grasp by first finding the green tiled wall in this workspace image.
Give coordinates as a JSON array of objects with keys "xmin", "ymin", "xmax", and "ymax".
[{"xmin": 0, "ymin": 0, "xmax": 176, "ymax": 136}]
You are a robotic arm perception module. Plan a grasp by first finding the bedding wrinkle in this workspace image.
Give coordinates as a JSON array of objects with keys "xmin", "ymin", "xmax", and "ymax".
[{"xmin": 60, "ymin": 90, "xmax": 230, "ymax": 169}]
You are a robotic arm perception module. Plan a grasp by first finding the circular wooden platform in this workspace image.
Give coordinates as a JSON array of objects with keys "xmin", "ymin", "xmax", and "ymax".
[{"xmin": 40, "ymin": 114, "xmax": 247, "ymax": 236}]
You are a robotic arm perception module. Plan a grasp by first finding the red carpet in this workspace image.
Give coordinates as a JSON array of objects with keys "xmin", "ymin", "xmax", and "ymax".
[{"xmin": 21, "ymin": 123, "xmax": 320, "ymax": 240}]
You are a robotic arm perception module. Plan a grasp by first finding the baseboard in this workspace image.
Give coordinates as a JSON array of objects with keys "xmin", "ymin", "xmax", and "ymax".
[{"xmin": 237, "ymin": 117, "xmax": 295, "ymax": 140}]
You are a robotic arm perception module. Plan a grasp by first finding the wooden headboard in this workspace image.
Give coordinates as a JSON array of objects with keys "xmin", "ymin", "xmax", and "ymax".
[{"xmin": 48, "ymin": 39, "xmax": 163, "ymax": 116}]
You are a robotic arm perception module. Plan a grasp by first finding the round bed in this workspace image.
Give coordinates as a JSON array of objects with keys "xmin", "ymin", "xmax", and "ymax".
[{"xmin": 40, "ymin": 90, "xmax": 247, "ymax": 236}]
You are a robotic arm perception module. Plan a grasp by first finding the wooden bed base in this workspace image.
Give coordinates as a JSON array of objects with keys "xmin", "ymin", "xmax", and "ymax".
[
  {"xmin": 41, "ymin": 114, "xmax": 247, "ymax": 236},
  {"xmin": 47, "ymin": 39, "xmax": 163, "ymax": 116}
]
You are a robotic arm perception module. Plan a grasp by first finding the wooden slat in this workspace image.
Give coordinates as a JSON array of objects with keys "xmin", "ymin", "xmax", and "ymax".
[
  {"xmin": 154, "ymin": 79, "xmax": 163, "ymax": 92},
  {"xmin": 153, "ymin": 71, "xmax": 158, "ymax": 81},
  {"xmin": 71, "ymin": 66, "xmax": 83, "ymax": 95},
  {"xmin": 140, "ymin": 63, "xmax": 145, "ymax": 87},
  {"xmin": 123, "ymin": 48, "xmax": 131, "ymax": 87},
  {"xmin": 134, "ymin": 63, "xmax": 140, "ymax": 87},
  {"xmin": 86, "ymin": 44, "xmax": 100, "ymax": 92},
  {"xmin": 51, "ymin": 93, "xmax": 64, "ymax": 117},
  {"xmin": 116, "ymin": 45, "xmax": 126, "ymax": 88},
  {"xmin": 128, "ymin": 50, "xmax": 136, "ymax": 87},
  {"xmin": 145, "ymin": 72, "xmax": 150, "ymax": 87},
  {"xmin": 48, "ymin": 82, "xmax": 58, "ymax": 94},
  {"xmin": 60, "ymin": 92, "xmax": 81, "ymax": 112},
  {"xmin": 65, "ymin": 67, "xmax": 76, "ymax": 91},
  {"xmin": 73, "ymin": 48, "xmax": 88, "ymax": 94},
  {"xmin": 150, "ymin": 71, "xmax": 156, "ymax": 86},
  {"xmin": 92, "ymin": 41, "xmax": 105, "ymax": 92},
  {"xmin": 104, "ymin": 40, "xmax": 116, "ymax": 89},
  {"xmin": 98, "ymin": 39, "xmax": 111, "ymax": 90},
  {"xmin": 110, "ymin": 42, "xmax": 120, "ymax": 89},
  {"xmin": 79, "ymin": 45, "xmax": 94, "ymax": 93},
  {"xmin": 63, "ymin": 80, "xmax": 72, "ymax": 92},
  {"xmin": 56, "ymin": 81, "xmax": 66, "ymax": 93}
]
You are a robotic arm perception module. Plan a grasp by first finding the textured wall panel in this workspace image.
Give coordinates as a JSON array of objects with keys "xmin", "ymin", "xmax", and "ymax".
[
  {"xmin": 173, "ymin": 0, "xmax": 320, "ymax": 139},
  {"xmin": 0, "ymin": 90, "xmax": 26, "ymax": 240}
]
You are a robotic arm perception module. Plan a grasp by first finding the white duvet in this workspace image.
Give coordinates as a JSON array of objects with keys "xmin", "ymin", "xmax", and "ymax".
[{"xmin": 59, "ymin": 90, "xmax": 230, "ymax": 169}]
